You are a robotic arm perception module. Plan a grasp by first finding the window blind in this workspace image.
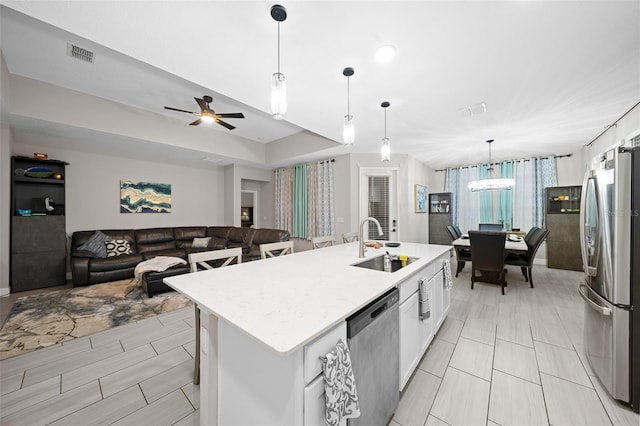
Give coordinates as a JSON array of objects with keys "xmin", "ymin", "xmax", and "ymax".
[{"xmin": 368, "ymin": 176, "xmax": 390, "ymax": 240}]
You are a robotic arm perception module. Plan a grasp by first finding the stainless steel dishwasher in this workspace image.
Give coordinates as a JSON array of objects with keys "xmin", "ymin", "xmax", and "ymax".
[{"xmin": 347, "ymin": 287, "xmax": 400, "ymax": 426}]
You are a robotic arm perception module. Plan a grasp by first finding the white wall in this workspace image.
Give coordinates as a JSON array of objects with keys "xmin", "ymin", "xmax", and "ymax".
[
  {"xmin": 584, "ymin": 103, "xmax": 640, "ymax": 159},
  {"xmin": 347, "ymin": 153, "xmax": 435, "ymax": 244},
  {"xmin": 0, "ymin": 123, "xmax": 12, "ymax": 296},
  {"xmin": 12, "ymin": 141, "xmax": 226, "ymax": 235}
]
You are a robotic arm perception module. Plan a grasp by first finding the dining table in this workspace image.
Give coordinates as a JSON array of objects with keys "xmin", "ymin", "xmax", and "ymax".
[{"xmin": 452, "ymin": 236, "xmax": 528, "ymax": 254}]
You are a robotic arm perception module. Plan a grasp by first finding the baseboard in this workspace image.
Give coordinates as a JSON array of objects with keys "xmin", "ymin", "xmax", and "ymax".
[{"xmin": 0, "ymin": 287, "xmax": 9, "ymax": 298}]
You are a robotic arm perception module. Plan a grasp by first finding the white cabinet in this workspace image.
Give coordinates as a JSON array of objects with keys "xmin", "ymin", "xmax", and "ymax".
[
  {"xmin": 216, "ymin": 320, "xmax": 346, "ymax": 425},
  {"xmin": 399, "ymin": 291, "xmax": 421, "ymax": 389},
  {"xmin": 398, "ymin": 253, "xmax": 450, "ymax": 391}
]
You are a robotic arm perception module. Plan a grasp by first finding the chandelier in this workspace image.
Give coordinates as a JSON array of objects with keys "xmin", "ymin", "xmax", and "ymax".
[{"xmin": 468, "ymin": 140, "xmax": 515, "ymax": 192}]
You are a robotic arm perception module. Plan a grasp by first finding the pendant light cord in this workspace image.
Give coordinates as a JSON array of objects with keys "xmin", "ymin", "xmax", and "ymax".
[
  {"xmin": 277, "ymin": 23, "xmax": 281, "ymax": 74},
  {"xmin": 347, "ymin": 77, "xmax": 350, "ymax": 116},
  {"xmin": 384, "ymin": 108, "xmax": 387, "ymax": 138}
]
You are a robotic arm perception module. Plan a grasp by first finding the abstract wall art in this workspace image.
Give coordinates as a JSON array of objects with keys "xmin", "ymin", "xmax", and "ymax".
[
  {"xmin": 120, "ymin": 180, "xmax": 171, "ymax": 213},
  {"xmin": 415, "ymin": 184, "xmax": 427, "ymax": 213}
]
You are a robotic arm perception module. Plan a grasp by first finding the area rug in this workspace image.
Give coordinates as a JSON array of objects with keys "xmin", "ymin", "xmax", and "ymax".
[{"xmin": 0, "ymin": 279, "xmax": 193, "ymax": 361}]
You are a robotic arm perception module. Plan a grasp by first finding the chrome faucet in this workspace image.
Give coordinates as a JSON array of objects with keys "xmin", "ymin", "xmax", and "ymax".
[{"xmin": 359, "ymin": 217, "xmax": 384, "ymax": 258}]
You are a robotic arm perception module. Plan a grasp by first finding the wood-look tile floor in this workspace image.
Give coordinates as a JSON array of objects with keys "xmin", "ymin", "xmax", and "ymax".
[{"xmin": 1, "ymin": 265, "xmax": 639, "ymax": 425}]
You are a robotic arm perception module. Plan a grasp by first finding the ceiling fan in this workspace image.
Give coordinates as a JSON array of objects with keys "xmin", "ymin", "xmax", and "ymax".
[{"xmin": 164, "ymin": 96, "xmax": 245, "ymax": 130}]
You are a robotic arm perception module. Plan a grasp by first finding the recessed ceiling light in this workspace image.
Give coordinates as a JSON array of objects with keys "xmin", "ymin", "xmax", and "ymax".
[{"xmin": 375, "ymin": 45, "xmax": 396, "ymax": 63}]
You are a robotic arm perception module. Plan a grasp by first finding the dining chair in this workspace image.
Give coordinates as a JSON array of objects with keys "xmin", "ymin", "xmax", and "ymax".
[
  {"xmin": 452, "ymin": 225, "xmax": 463, "ymax": 238},
  {"xmin": 342, "ymin": 231, "xmax": 359, "ymax": 243},
  {"xmin": 446, "ymin": 226, "xmax": 471, "ymax": 277},
  {"xmin": 469, "ymin": 231, "xmax": 508, "ymax": 295},
  {"xmin": 523, "ymin": 226, "xmax": 540, "ymax": 244},
  {"xmin": 311, "ymin": 235, "xmax": 334, "ymax": 249},
  {"xmin": 260, "ymin": 240, "xmax": 294, "ymax": 259},
  {"xmin": 505, "ymin": 228, "xmax": 549, "ymax": 287},
  {"xmin": 188, "ymin": 247, "xmax": 243, "ymax": 385}
]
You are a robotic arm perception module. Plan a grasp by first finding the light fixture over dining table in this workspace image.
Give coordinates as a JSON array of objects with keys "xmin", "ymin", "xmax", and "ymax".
[
  {"xmin": 467, "ymin": 139, "xmax": 515, "ymax": 191},
  {"xmin": 270, "ymin": 4, "xmax": 287, "ymax": 120}
]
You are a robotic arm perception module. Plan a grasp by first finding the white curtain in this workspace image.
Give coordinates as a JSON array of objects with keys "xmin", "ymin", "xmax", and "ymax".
[
  {"xmin": 274, "ymin": 168, "xmax": 293, "ymax": 233},
  {"xmin": 456, "ymin": 166, "xmax": 480, "ymax": 234},
  {"xmin": 316, "ymin": 160, "xmax": 336, "ymax": 237},
  {"xmin": 512, "ymin": 160, "xmax": 535, "ymax": 231}
]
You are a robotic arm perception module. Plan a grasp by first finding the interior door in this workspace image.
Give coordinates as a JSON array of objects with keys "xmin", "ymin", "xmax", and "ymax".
[{"xmin": 359, "ymin": 168, "xmax": 398, "ymax": 241}]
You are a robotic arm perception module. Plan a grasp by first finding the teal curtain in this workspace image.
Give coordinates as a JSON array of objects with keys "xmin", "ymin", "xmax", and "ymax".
[
  {"xmin": 478, "ymin": 164, "xmax": 493, "ymax": 224},
  {"xmin": 293, "ymin": 164, "xmax": 308, "ymax": 238},
  {"xmin": 497, "ymin": 161, "xmax": 514, "ymax": 230}
]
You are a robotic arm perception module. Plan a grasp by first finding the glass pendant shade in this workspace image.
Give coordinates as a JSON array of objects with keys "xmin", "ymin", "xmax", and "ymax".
[
  {"xmin": 343, "ymin": 115, "xmax": 354, "ymax": 146},
  {"xmin": 271, "ymin": 72, "xmax": 287, "ymax": 120},
  {"xmin": 381, "ymin": 137, "xmax": 391, "ymax": 162},
  {"xmin": 468, "ymin": 177, "xmax": 515, "ymax": 192}
]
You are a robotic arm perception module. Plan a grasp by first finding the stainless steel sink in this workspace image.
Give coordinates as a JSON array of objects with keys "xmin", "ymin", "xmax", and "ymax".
[{"xmin": 352, "ymin": 255, "xmax": 419, "ymax": 273}]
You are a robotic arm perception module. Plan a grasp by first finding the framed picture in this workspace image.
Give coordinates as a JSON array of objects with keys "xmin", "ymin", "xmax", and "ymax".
[
  {"xmin": 414, "ymin": 184, "xmax": 427, "ymax": 213},
  {"xmin": 120, "ymin": 180, "xmax": 172, "ymax": 213}
]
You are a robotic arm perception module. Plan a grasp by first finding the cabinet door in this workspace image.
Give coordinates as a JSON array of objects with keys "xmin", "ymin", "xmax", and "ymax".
[
  {"xmin": 418, "ymin": 281, "xmax": 434, "ymax": 354},
  {"xmin": 442, "ymin": 271, "xmax": 451, "ymax": 320},
  {"xmin": 432, "ymin": 270, "xmax": 444, "ymax": 330},
  {"xmin": 399, "ymin": 291, "xmax": 421, "ymax": 390},
  {"xmin": 304, "ymin": 375, "xmax": 346, "ymax": 426}
]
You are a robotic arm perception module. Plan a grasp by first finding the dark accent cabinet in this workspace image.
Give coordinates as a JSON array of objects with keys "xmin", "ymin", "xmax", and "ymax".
[
  {"xmin": 546, "ymin": 185, "xmax": 582, "ymax": 271},
  {"xmin": 428, "ymin": 192, "xmax": 452, "ymax": 245},
  {"xmin": 10, "ymin": 156, "xmax": 68, "ymax": 291}
]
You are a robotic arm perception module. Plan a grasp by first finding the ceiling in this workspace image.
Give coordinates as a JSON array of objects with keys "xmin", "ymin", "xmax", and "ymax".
[{"xmin": 1, "ymin": 1, "xmax": 639, "ymax": 169}]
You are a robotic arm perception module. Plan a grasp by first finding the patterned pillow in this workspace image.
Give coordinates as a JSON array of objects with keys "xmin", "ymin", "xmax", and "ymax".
[
  {"xmin": 78, "ymin": 231, "xmax": 109, "ymax": 258},
  {"xmin": 106, "ymin": 239, "xmax": 133, "ymax": 257},
  {"xmin": 192, "ymin": 237, "xmax": 212, "ymax": 248}
]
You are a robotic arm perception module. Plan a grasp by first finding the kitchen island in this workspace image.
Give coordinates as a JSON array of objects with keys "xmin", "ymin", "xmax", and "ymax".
[{"xmin": 165, "ymin": 241, "xmax": 452, "ymax": 426}]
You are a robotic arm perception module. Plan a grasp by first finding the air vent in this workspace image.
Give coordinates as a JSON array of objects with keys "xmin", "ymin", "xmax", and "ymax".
[{"xmin": 67, "ymin": 43, "xmax": 94, "ymax": 63}]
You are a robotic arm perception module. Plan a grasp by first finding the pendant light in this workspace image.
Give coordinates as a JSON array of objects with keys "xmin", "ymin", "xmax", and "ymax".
[
  {"xmin": 270, "ymin": 4, "xmax": 287, "ymax": 120},
  {"xmin": 467, "ymin": 139, "xmax": 515, "ymax": 191},
  {"xmin": 381, "ymin": 101, "xmax": 391, "ymax": 162},
  {"xmin": 342, "ymin": 67, "xmax": 355, "ymax": 146}
]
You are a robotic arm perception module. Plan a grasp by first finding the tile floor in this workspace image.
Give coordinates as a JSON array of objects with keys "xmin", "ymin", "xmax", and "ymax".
[{"xmin": 0, "ymin": 265, "xmax": 638, "ymax": 425}]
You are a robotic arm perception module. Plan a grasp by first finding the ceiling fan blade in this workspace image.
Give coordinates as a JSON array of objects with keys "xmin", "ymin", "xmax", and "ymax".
[
  {"xmin": 216, "ymin": 113, "xmax": 245, "ymax": 119},
  {"xmin": 164, "ymin": 106, "xmax": 198, "ymax": 115},
  {"xmin": 194, "ymin": 97, "xmax": 208, "ymax": 112},
  {"xmin": 189, "ymin": 119, "xmax": 202, "ymax": 126},
  {"xmin": 216, "ymin": 120, "xmax": 236, "ymax": 130}
]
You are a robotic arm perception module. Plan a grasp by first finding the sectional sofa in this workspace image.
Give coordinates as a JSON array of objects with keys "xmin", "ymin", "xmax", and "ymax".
[{"xmin": 70, "ymin": 226, "xmax": 290, "ymax": 290}]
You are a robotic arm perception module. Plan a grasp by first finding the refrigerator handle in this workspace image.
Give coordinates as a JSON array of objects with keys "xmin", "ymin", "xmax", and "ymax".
[
  {"xmin": 580, "ymin": 171, "xmax": 599, "ymax": 279},
  {"xmin": 578, "ymin": 283, "xmax": 611, "ymax": 316}
]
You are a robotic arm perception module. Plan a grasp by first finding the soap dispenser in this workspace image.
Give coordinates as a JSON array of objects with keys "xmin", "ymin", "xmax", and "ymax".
[{"xmin": 383, "ymin": 253, "xmax": 392, "ymax": 272}]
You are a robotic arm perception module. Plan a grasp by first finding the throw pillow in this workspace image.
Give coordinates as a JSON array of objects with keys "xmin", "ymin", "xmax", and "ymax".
[
  {"xmin": 78, "ymin": 231, "xmax": 109, "ymax": 258},
  {"xmin": 207, "ymin": 237, "xmax": 227, "ymax": 250},
  {"xmin": 192, "ymin": 237, "xmax": 212, "ymax": 248},
  {"xmin": 106, "ymin": 239, "xmax": 133, "ymax": 257}
]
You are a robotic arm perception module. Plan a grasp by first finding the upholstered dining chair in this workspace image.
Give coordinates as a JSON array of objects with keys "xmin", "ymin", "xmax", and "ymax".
[
  {"xmin": 469, "ymin": 231, "xmax": 508, "ymax": 295},
  {"xmin": 311, "ymin": 235, "xmax": 335, "ymax": 249},
  {"xmin": 342, "ymin": 231, "xmax": 359, "ymax": 243},
  {"xmin": 505, "ymin": 228, "xmax": 549, "ymax": 287},
  {"xmin": 452, "ymin": 225, "xmax": 463, "ymax": 238},
  {"xmin": 446, "ymin": 225, "xmax": 471, "ymax": 277},
  {"xmin": 260, "ymin": 240, "xmax": 294, "ymax": 259},
  {"xmin": 188, "ymin": 247, "xmax": 243, "ymax": 385},
  {"xmin": 523, "ymin": 226, "xmax": 540, "ymax": 244}
]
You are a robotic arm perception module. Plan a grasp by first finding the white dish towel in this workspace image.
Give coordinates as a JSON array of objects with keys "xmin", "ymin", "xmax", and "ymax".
[
  {"xmin": 443, "ymin": 258, "xmax": 453, "ymax": 289},
  {"xmin": 419, "ymin": 277, "xmax": 431, "ymax": 321},
  {"xmin": 321, "ymin": 339, "xmax": 360, "ymax": 426}
]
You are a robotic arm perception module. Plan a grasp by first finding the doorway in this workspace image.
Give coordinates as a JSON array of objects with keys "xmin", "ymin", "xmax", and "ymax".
[
  {"xmin": 241, "ymin": 190, "xmax": 258, "ymax": 228},
  {"xmin": 359, "ymin": 167, "xmax": 399, "ymax": 240}
]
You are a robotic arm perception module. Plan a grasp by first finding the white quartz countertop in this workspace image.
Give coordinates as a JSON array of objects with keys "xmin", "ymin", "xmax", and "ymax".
[{"xmin": 164, "ymin": 242, "xmax": 451, "ymax": 354}]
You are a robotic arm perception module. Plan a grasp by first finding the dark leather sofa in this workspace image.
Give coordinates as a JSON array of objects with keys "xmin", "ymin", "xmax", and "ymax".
[{"xmin": 70, "ymin": 226, "xmax": 290, "ymax": 287}]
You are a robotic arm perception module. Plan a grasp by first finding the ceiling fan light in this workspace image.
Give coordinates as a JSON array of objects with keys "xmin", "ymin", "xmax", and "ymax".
[
  {"xmin": 200, "ymin": 113, "xmax": 214, "ymax": 123},
  {"xmin": 381, "ymin": 137, "xmax": 391, "ymax": 162},
  {"xmin": 271, "ymin": 72, "xmax": 287, "ymax": 120},
  {"xmin": 343, "ymin": 115, "xmax": 354, "ymax": 146}
]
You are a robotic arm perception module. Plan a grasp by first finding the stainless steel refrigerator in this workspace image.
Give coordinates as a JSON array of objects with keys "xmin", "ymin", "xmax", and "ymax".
[{"xmin": 579, "ymin": 141, "xmax": 639, "ymax": 413}]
